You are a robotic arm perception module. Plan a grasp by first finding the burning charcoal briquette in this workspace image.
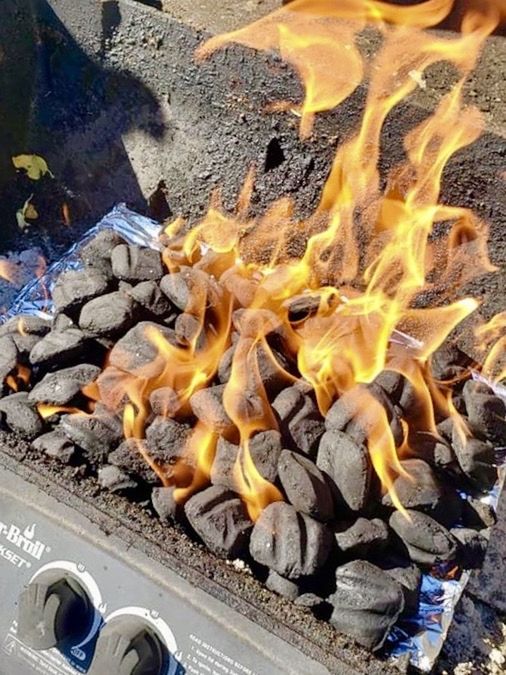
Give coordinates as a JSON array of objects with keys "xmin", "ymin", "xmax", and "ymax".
[
  {"xmin": 145, "ymin": 416, "xmax": 194, "ymax": 468},
  {"xmin": 79, "ymin": 292, "xmax": 136, "ymax": 337},
  {"xmin": 249, "ymin": 502, "xmax": 332, "ymax": 579},
  {"xmin": 152, "ymin": 486, "xmax": 183, "ymax": 522},
  {"xmin": 372, "ymin": 370, "xmax": 404, "ymax": 404},
  {"xmin": 285, "ymin": 294, "xmax": 322, "ymax": 323},
  {"xmin": 60, "ymin": 407, "xmax": 123, "ymax": 462},
  {"xmin": 149, "ymin": 387, "xmax": 182, "ymax": 418},
  {"xmin": 317, "ymin": 430, "xmax": 371, "ymax": 512},
  {"xmin": 334, "ymin": 518, "xmax": 389, "ymax": 558},
  {"xmin": 287, "ymin": 395, "xmax": 325, "ymax": 457},
  {"xmin": 328, "ymin": 560, "xmax": 404, "ymax": 651},
  {"xmin": 430, "ymin": 342, "xmax": 472, "ymax": 382},
  {"xmin": 184, "ymin": 485, "xmax": 253, "ymax": 558},
  {"xmin": 211, "ymin": 431, "xmax": 281, "ymax": 490},
  {"xmin": 32, "ymin": 430, "xmax": 75, "ymax": 463},
  {"xmin": 218, "ymin": 341, "xmax": 291, "ymax": 397},
  {"xmin": 29, "ymin": 328, "xmax": 89, "ymax": 367},
  {"xmin": 28, "ymin": 364, "xmax": 100, "ymax": 405},
  {"xmin": 128, "ymin": 280, "xmax": 175, "ymax": 321},
  {"xmin": 0, "ymin": 335, "xmax": 19, "ymax": 382},
  {"xmin": 409, "ymin": 430, "xmax": 457, "ymax": 471},
  {"xmin": 0, "ymin": 392, "xmax": 43, "ymax": 438},
  {"xmin": 383, "ymin": 561, "xmax": 422, "ymax": 614},
  {"xmin": 382, "ymin": 459, "xmax": 462, "ymax": 527},
  {"xmin": 80, "ymin": 229, "xmax": 127, "ymax": 274},
  {"xmin": 109, "ymin": 322, "xmax": 177, "ymax": 377},
  {"xmin": 52, "ymin": 269, "xmax": 110, "ymax": 314},
  {"xmin": 160, "ymin": 268, "xmax": 222, "ymax": 314},
  {"xmin": 175, "ymin": 313, "xmax": 205, "ymax": 348},
  {"xmin": 462, "ymin": 380, "xmax": 506, "ymax": 445},
  {"xmin": 451, "ymin": 527, "xmax": 489, "ymax": 568},
  {"xmin": 190, "ymin": 385, "xmax": 234, "ymax": 436},
  {"xmin": 389, "ymin": 509, "xmax": 458, "ymax": 566},
  {"xmin": 111, "ymin": 244, "xmax": 163, "ymax": 282},
  {"xmin": 109, "ymin": 438, "xmax": 160, "ymax": 484},
  {"xmin": 278, "ymin": 450, "xmax": 334, "ymax": 522},
  {"xmin": 265, "ymin": 570, "xmax": 301, "ymax": 600},
  {"xmin": 451, "ymin": 426, "xmax": 497, "ymax": 491},
  {"xmin": 98, "ymin": 465, "xmax": 138, "ymax": 492}
]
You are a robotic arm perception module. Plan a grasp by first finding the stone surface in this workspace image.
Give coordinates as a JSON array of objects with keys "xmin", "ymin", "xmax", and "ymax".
[
  {"xmin": 184, "ymin": 485, "xmax": 253, "ymax": 558},
  {"xmin": 317, "ymin": 430, "xmax": 371, "ymax": 512},
  {"xmin": 328, "ymin": 561, "xmax": 404, "ymax": 651},
  {"xmin": 278, "ymin": 449, "xmax": 334, "ymax": 522},
  {"xmin": 249, "ymin": 502, "xmax": 333, "ymax": 579}
]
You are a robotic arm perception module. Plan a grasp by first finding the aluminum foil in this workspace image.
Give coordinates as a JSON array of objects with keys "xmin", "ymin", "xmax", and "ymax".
[{"xmin": 1, "ymin": 204, "xmax": 504, "ymax": 672}]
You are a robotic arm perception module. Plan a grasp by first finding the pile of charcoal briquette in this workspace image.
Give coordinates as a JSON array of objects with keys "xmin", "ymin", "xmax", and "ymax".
[{"xmin": 0, "ymin": 227, "xmax": 505, "ymax": 652}]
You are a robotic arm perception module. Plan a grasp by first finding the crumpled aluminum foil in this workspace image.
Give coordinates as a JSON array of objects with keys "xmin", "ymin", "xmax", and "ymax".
[{"xmin": 1, "ymin": 204, "xmax": 504, "ymax": 672}]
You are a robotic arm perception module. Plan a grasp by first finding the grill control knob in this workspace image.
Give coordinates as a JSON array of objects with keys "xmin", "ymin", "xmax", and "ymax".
[
  {"xmin": 89, "ymin": 616, "xmax": 166, "ymax": 675},
  {"xmin": 17, "ymin": 571, "xmax": 92, "ymax": 650}
]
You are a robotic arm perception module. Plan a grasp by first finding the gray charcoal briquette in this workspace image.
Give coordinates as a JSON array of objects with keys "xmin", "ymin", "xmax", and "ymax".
[
  {"xmin": 79, "ymin": 292, "xmax": 136, "ymax": 337},
  {"xmin": 111, "ymin": 244, "xmax": 163, "ymax": 282},
  {"xmin": 28, "ymin": 364, "xmax": 100, "ymax": 405},
  {"xmin": 0, "ymin": 392, "xmax": 44, "ymax": 438},
  {"xmin": 389, "ymin": 510, "xmax": 458, "ymax": 566},
  {"xmin": 278, "ymin": 449, "xmax": 334, "ymax": 521}
]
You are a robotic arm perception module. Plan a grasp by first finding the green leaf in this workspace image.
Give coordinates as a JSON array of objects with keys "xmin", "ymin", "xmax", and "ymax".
[{"xmin": 12, "ymin": 154, "xmax": 54, "ymax": 180}]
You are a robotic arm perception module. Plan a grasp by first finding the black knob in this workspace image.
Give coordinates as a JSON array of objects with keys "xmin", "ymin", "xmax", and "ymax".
[
  {"xmin": 17, "ymin": 571, "xmax": 92, "ymax": 650},
  {"xmin": 89, "ymin": 616, "xmax": 166, "ymax": 675}
]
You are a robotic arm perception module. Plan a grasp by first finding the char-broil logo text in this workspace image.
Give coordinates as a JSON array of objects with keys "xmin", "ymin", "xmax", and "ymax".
[{"xmin": 0, "ymin": 522, "xmax": 49, "ymax": 560}]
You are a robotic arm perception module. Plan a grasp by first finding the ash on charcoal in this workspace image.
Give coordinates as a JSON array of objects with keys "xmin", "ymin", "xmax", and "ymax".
[
  {"xmin": 149, "ymin": 387, "xmax": 182, "ymax": 418},
  {"xmin": 278, "ymin": 449, "xmax": 334, "ymax": 522},
  {"xmin": 430, "ymin": 342, "xmax": 472, "ymax": 382},
  {"xmin": 111, "ymin": 244, "xmax": 163, "ymax": 282},
  {"xmin": 109, "ymin": 438, "xmax": 159, "ymax": 484},
  {"xmin": 0, "ymin": 315, "xmax": 51, "ymax": 338},
  {"xmin": 463, "ymin": 380, "xmax": 506, "ymax": 445},
  {"xmin": 32, "ymin": 431, "xmax": 75, "ymax": 463},
  {"xmin": 265, "ymin": 570, "xmax": 301, "ymax": 600},
  {"xmin": 317, "ymin": 430, "xmax": 371, "ymax": 512},
  {"xmin": 52, "ymin": 269, "xmax": 110, "ymax": 314},
  {"xmin": 184, "ymin": 485, "xmax": 253, "ymax": 558},
  {"xmin": 383, "ymin": 561, "xmax": 422, "ymax": 614},
  {"xmin": 249, "ymin": 502, "xmax": 333, "ymax": 580},
  {"xmin": 109, "ymin": 321, "xmax": 177, "ymax": 378},
  {"xmin": 334, "ymin": 518, "xmax": 389, "ymax": 558},
  {"xmin": 451, "ymin": 425, "xmax": 497, "ymax": 491},
  {"xmin": 152, "ymin": 486, "xmax": 184, "ymax": 522},
  {"xmin": 79, "ymin": 291, "xmax": 136, "ymax": 337},
  {"xmin": 80, "ymin": 229, "xmax": 127, "ymax": 275},
  {"xmin": 389, "ymin": 509, "xmax": 458, "ymax": 566},
  {"xmin": 98, "ymin": 465, "xmax": 138, "ymax": 493},
  {"xmin": 60, "ymin": 407, "xmax": 123, "ymax": 462},
  {"xmin": 29, "ymin": 328, "xmax": 90, "ymax": 367},
  {"xmin": 461, "ymin": 496, "xmax": 497, "ymax": 529},
  {"xmin": 211, "ymin": 431, "xmax": 281, "ymax": 490},
  {"xmin": 0, "ymin": 336, "xmax": 19, "ymax": 381},
  {"xmin": 382, "ymin": 459, "xmax": 462, "ymax": 527},
  {"xmin": 28, "ymin": 364, "xmax": 100, "ymax": 405},
  {"xmin": 145, "ymin": 416, "xmax": 194, "ymax": 468},
  {"xmin": 128, "ymin": 280, "xmax": 176, "ymax": 322},
  {"xmin": 328, "ymin": 560, "xmax": 404, "ymax": 651},
  {"xmin": 190, "ymin": 385, "xmax": 234, "ymax": 436},
  {"xmin": 0, "ymin": 392, "xmax": 43, "ymax": 439},
  {"xmin": 451, "ymin": 527, "xmax": 489, "ymax": 568}
]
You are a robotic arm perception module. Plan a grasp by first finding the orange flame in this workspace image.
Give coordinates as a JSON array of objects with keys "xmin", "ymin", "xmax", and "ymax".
[
  {"xmin": 37, "ymin": 404, "xmax": 82, "ymax": 419},
  {"xmin": 475, "ymin": 313, "xmax": 506, "ymax": 384}
]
